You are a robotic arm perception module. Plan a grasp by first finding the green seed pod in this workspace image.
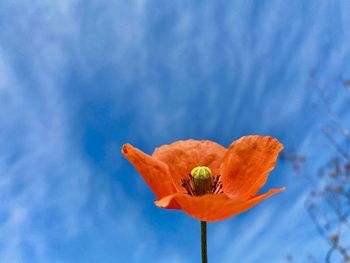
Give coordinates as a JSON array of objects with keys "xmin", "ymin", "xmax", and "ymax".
[{"xmin": 190, "ymin": 166, "xmax": 212, "ymax": 195}]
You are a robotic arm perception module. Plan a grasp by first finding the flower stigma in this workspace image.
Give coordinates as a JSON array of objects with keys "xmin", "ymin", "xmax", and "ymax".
[
  {"xmin": 190, "ymin": 166, "xmax": 212, "ymax": 195},
  {"xmin": 181, "ymin": 166, "xmax": 223, "ymax": 196}
]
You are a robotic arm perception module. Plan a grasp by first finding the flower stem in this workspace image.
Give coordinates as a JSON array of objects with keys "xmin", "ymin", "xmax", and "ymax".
[{"xmin": 201, "ymin": 221, "xmax": 207, "ymax": 263}]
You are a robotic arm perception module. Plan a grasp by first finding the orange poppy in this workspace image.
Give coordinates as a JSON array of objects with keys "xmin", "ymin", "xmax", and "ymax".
[{"xmin": 121, "ymin": 135, "xmax": 285, "ymax": 222}]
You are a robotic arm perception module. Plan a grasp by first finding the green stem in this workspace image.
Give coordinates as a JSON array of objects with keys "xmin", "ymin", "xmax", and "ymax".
[{"xmin": 201, "ymin": 221, "xmax": 207, "ymax": 263}]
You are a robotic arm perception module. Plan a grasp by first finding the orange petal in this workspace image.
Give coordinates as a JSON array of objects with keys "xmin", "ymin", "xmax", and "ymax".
[
  {"xmin": 221, "ymin": 136, "xmax": 283, "ymax": 199},
  {"xmin": 152, "ymin": 140, "xmax": 226, "ymax": 193},
  {"xmin": 155, "ymin": 188, "xmax": 285, "ymax": 222},
  {"xmin": 121, "ymin": 144, "xmax": 177, "ymax": 199}
]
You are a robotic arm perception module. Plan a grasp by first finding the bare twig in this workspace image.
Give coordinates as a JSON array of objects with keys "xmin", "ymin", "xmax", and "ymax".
[{"xmin": 284, "ymin": 78, "xmax": 350, "ymax": 262}]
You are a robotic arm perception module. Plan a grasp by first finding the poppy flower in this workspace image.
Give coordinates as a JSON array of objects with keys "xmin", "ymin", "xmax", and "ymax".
[{"xmin": 121, "ymin": 135, "xmax": 285, "ymax": 222}]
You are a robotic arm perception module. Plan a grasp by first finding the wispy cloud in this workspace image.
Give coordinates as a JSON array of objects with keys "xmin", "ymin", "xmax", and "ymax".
[{"xmin": 1, "ymin": 0, "xmax": 350, "ymax": 262}]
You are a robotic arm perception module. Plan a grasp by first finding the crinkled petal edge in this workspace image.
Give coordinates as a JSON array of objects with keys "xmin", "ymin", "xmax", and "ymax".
[{"xmin": 155, "ymin": 188, "xmax": 285, "ymax": 222}]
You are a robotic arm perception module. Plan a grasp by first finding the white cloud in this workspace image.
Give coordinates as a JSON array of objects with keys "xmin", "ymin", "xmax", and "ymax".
[{"xmin": 1, "ymin": 0, "xmax": 350, "ymax": 262}]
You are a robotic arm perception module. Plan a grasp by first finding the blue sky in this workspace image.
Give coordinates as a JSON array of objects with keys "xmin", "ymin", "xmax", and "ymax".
[{"xmin": 1, "ymin": 0, "xmax": 350, "ymax": 262}]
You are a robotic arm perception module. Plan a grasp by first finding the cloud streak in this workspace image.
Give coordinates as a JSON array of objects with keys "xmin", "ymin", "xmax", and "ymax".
[{"xmin": 1, "ymin": 0, "xmax": 350, "ymax": 262}]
